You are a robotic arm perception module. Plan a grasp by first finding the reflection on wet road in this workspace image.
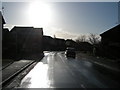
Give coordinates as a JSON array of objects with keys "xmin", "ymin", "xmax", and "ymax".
[{"xmin": 19, "ymin": 52, "xmax": 120, "ymax": 88}]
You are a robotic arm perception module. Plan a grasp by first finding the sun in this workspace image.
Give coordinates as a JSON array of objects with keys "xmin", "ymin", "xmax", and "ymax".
[{"xmin": 28, "ymin": 2, "xmax": 52, "ymax": 27}]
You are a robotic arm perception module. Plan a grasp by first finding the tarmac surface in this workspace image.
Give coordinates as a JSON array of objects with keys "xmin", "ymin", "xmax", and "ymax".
[
  {"xmin": 19, "ymin": 52, "xmax": 120, "ymax": 88},
  {"xmin": 1, "ymin": 51, "xmax": 120, "ymax": 88}
]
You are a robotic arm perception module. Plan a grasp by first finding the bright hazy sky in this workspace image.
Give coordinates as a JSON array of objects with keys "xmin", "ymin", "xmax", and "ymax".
[{"xmin": 1, "ymin": 0, "xmax": 120, "ymax": 39}]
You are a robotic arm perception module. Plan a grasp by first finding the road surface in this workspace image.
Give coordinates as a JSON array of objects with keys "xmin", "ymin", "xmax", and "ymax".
[{"xmin": 19, "ymin": 52, "xmax": 120, "ymax": 88}]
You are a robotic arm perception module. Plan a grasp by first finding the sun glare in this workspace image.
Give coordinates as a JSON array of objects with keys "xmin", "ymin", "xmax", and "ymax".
[{"xmin": 28, "ymin": 2, "xmax": 52, "ymax": 27}]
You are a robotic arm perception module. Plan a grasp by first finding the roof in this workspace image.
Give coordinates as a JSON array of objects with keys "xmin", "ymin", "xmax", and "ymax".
[
  {"xmin": 10, "ymin": 26, "xmax": 34, "ymax": 33},
  {"xmin": 100, "ymin": 24, "xmax": 120, "ymax": 37},
  {"xmin": 0, "ymin": 11, "xmax": 6, "ymax": 24},
  {"xmin": 10, "ymin": 26, "xmax": 43, "ymax": 36},
  {"xmin": 11, "ymin": 26, "xmax": 34, "ymax": 29},
  {"xmin": 78, "ymin": 42, "xmax": 92, "ymax": 46},
  {"xmin": 54, "ymin": 38, "xmax": 65, "ymax": 41},
  {"xmin": 66, "ymin": 39, "xmax": 76, "ymax": 43},
  {"xmin": 43, "ymin": 35, "xmax": 53, "ymax": 39}
]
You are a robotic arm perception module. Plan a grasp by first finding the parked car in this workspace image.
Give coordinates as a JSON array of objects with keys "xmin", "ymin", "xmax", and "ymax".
[{"xmin": 65, "ymin": 47, "xmax": 76, "ymax": 58}]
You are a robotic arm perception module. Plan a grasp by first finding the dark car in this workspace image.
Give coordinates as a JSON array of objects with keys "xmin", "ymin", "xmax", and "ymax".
[{"xmin": 65, "ymin": 47, "xmax": 76, "ymax": 58}]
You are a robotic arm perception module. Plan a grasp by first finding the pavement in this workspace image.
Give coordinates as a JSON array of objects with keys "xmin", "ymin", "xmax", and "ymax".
[
  {"xmin": 1, "ymin": 61, "xmax": 14, "ymax": 70},
  {"xmin": 76, "ymin": 52, "xmax": 120, "ymax": 71},
  {"xmin": 76, "ymin": 52, "xmax": 120, "ymax": 81},
  {"xmin": 1, "ymin": 60, "xmax": 35, "ymax": 86},
  {"xmin": 1, "ymin": 59, "xmax": 14, "ymax": 70},
  {"xmin": 1, "ymin": 53, "xmax": 44, "ymax": 89}
]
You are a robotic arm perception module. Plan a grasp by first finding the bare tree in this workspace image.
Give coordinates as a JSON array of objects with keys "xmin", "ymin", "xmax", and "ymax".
[
  {"xmin": 75, "ymin": 35, "xmax": 86, "ymax": 43},
  {"xmin": 88, "ymin": 33, "xmax": 101, "ymax": 45}
]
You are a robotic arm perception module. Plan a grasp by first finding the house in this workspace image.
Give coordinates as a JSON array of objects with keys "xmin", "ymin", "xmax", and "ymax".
[
  {"xmin": 10, "ymin": 26, "xmax": 43, "ymax": 59},
  {"xmin": 100, "ymin": 24, "xmax": 120, "ymax": 59},
  {"xmin": 43, "ymin": 35, "xmax": 55, "ymax": 50},
  {"xmin": 1, "ymin": 11, "xmax": 12, "ymax": 58},
  {"xmin": 2, "ymin": 28, "xmax": 10, "ymax": 49},
  {"xmin": 100, "ymin": 24, "xmax": 120, "ymax": 46},
  {"xmin": 0, "ymin": 11, "xmax": 5, "ymax": 29},
  {"xmin": 76, "ymin": 42, "xmax": 93, "ymax": 52},
  {"xmin": 54, "ymin": 38, "xmax": 66, "ymax": 51},
  {"xmin": 43, "ymin": 36, "xmax": 66, "ymax": 51},
  {"xmin": 66, "ymin": 39, "xmax": 77, "ymax": 48}
]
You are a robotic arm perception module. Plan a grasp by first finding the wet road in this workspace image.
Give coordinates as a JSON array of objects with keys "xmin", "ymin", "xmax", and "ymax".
[{"xmin": 19, "ymin": 52, "xmax": 120, "ymax": 88}]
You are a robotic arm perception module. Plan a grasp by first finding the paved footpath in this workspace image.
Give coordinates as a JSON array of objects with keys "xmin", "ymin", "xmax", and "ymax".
[
  {"xmin": 1, "ymin": 60, "xmax": 35, "ymax": 85},
  {"xmin": 76, "ymin": 52, "xmax": 120, "ymax": 72},
  {"xmin": 76, "ymin": 52, "xmax": 120, "ymax": 82}
]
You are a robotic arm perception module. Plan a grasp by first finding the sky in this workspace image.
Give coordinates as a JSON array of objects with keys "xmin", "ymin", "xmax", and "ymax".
[{"xmin": 1, "ymin": 0, "xmax": 120, "ymax": 40}]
